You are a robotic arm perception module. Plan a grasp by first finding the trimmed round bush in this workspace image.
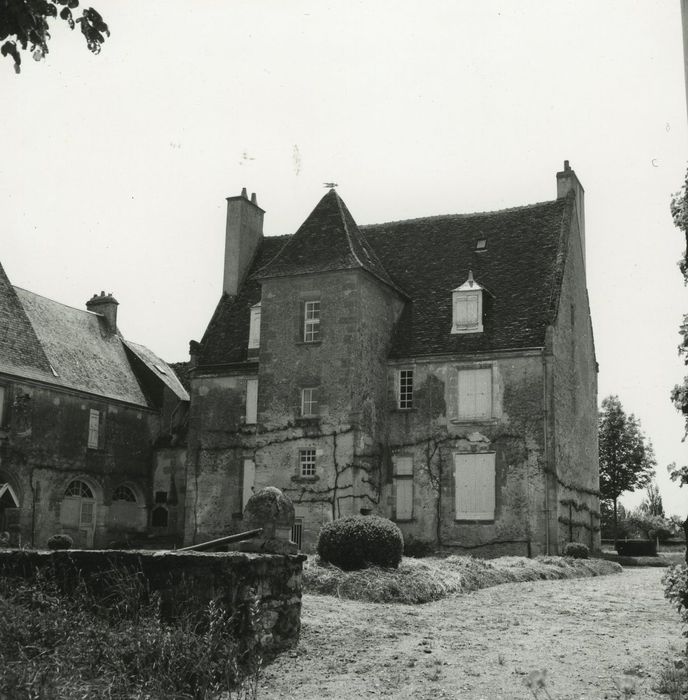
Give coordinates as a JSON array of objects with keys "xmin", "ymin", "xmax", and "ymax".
[
  {"xmin": 317, "ymin": 515, "xmax": 403, "ymax": 570},
  {"xmin": 47, "ymin": 534, "xmax": 73, "ymax": 550},
  {"xmin": 563, "ymin": 542, "xmax": 589, "ymax": 559}
]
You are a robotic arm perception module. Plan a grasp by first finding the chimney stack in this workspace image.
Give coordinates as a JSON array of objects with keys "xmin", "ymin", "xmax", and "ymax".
[
  {"xmin": 556, "ymin": 160, "xmax": 586, "ymax": 270},
  {"xmin": 223, "ymin": 188, "xmax": 264, "ymax": 296},
  {"xmin": 86, "ymin": 291, "xmax": 119, "ymax": 335}
]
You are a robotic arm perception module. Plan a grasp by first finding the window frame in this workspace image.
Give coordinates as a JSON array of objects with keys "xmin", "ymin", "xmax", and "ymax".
[
  {"xmin": 397, "ymin": 369, "xmax": 414, "ymax": 410},
  {"xmin": 453, "ymin": 451, "xmax": 496, "ymax": 520},
  {"xmin": 300, "ymin": 387, "xmax": 318, "ymax": 417},
  {"xmin": 457, "ymin": 367, "xmax": 493, "ymax": 421},
  {"xmin": 112, "ymin": 485, "xmax": 137, "ymax": 503},
  {"xmin": 299, "ymin": 449, "xmax": 317, "ymax": 477},
  {"xmin": 303, "ymin": 300, "xmax": 321, "ymax": 343},
  {"xmin": 393, "ymin": 456, "xmax": 414, "ymax": 521},
  {"xmin": 87, "ymin": 409, "xmax": 100, "ymax": 449}
]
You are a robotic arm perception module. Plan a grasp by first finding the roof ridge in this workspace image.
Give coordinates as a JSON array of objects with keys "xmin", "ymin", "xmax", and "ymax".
[
  {"xmin": 13, "ymin": 286, "xmax": 93, "ymax": 316},
  {"xmin": 333, "ymin": 190, "xmax": 365, "ymax": 270},
  {"xmin": 360, "ymin": 198, "xmax": 561, "ymax": 229}
]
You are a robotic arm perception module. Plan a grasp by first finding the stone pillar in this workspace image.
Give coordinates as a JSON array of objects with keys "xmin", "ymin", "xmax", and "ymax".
[{"xmin": 240, "ymin": 487, "xmax": 298, "ymax": 555}]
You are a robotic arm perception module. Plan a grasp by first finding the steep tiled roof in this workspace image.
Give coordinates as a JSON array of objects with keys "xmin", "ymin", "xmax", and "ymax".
[
  {"xmin": 252, "ymin": 189, "xmax": 401, "ymax": 293},
  {"xmin": 0, "ymin": 262, "xmax": 52, "ymax": 378},
  {"xmin": 198, "ymin": 235, "xmax": 289, "ymax": 366},
  {"xmin": 12, "ymin": 288, "xmax": 149, "ymax": 405},
  {"xmin": 363, "ymin": 196, "xmax": 572, "ymax": 357},
  {"xmin": 197, "ymin": 193, "xmax": 574, "ymax": 366},
  {"xmin": 123, "ymin": 341, "xmax": 190, "ymax": 402}
]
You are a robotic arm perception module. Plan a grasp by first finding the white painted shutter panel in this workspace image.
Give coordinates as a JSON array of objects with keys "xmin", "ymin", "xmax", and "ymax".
[
  {"xmin": 242, "ymin": 459, "xmax": 255, "ymax": 509},
  {"xmin": 248, "ymin": 306, "xmax": 261, "ymax": 349},
  {"xmin": 458, "ymin": 370, "xmax": 475, "ymax": 418},
  {"xmin": 245, "ymin": 379, "xmax": 258, "ymax": 424},
  {"xmin": 394, "ymin": 456, "xmax": 413, "ymax": 476},
  {"xmin": 60, "ymin": 498, "xmax": 80, "ymax": 527},
  {"xmin": 88, "ymin": 409, "xmax": 100, "ymax": 448},
  {"xmin": 395, "ymin": 479, "xmax": 413, "ymax": 520},
  {"xmin": 474, "ymin": 368, "xmax": 492, "ymax": 419},
  {"xmin": 454, "ymin": 453, "xmax": 495, "ymax": 519}
]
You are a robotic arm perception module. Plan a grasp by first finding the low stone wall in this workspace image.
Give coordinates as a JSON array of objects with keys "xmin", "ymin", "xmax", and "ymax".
[{"xmin": 0, "ymin": 549, "xmax": 306, "ymax": 656}]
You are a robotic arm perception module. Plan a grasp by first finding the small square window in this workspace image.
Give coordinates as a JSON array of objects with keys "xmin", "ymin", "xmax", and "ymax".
[
  {"xmin": 301, "ymin": 387, "xmax": 318, "ymax": 417},
  {"xmin": 303, "ymin": 301, "xmax": 321, "ymax": 343},
  {"xmin": 299, "ymin": 449, "xmax": 316, "ymax": 477},
  {"xmin": 398, "ymin": 369, "xmax": 413, "ymax": 409},
  {"xmin": 476, "ymin": 239, "xmax": 487, "ymax": 251}
]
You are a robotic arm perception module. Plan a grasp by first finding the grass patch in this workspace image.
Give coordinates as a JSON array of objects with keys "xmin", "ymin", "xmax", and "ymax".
[
  {"xmin": 303, "ymin": 555, "xmax": 622, "ymax": 604},
  {"xmin": 0, "ymin": 569, "xmax": 262, "ymax": 699}
]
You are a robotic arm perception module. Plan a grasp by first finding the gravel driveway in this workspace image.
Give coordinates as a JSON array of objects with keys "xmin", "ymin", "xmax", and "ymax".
[{"xmin": 259, "ymin": 567, "xmax": 683, "ymax": 700}]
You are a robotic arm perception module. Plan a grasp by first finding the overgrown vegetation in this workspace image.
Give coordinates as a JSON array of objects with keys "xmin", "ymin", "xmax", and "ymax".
[
  {"xmin": 563, "ymin": 542, "xmax": 589, "ymax": 559},
  {"xmin": 317, "ymin": 515, "xmax": 403, "ymax": 570},
  {"xmin": 47, "ymin": 532, "xmax": 73, "ymax": 550},
  {"xmin": 303, "ymin": 554, "xmax": 621, "ymax": 604},
  {"xmin": 0, "ymin": 567, "xmax": 262, "ymax": 699}
]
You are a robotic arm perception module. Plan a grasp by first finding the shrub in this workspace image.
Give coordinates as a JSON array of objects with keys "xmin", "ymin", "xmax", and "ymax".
[
  {"xmin": 403, "ymin": 537, "xmax": 435, "ymax": 559},
  {"xmin": 47, "ymin": 534, "xmax": 73, "ymax": 551},
  {"xmin": 563, "ymin": 542, "xmax": 589, "ymax": 559},
  {"xmin": 664, "ymin": 565, "xmax": 688, "ymax": 634},
  {"xmin": 615, "ymin": 539, "xmax": 657, "ymax": 557},
  {"xmin": 317, "ymin": 515, "xmax": 403, "ymax": 570}
]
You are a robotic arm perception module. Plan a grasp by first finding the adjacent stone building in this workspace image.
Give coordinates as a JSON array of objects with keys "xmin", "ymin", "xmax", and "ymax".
[
  {"xmin": 0, "ymin": 266, "xmax": 189, "ymax": 548},
  {"xmin": 185, "ymin": 163, "xmax": 600, "ymax": 555}
]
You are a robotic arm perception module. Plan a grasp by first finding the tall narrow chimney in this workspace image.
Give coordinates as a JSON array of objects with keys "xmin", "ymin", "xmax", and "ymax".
[
  {"xmin": 556, "ymin": 160, "xmax": 586, "ymax": 270},
  {"xmin": 86, "ymin": 291, "xmax": 119, "ymax": 335},
  {"xmin": 223, "ymin": 188, "xmax": 264, "ymax": 296}
]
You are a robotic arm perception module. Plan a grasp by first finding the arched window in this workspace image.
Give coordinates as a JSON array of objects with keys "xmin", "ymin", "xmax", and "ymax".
[
  {"xmin": 112, "ymin": 485, "xmax": 137, "ymax": 503},
  {"xmin": 65, "ymin": 480, "xmax": 94, "ymax": 499}
]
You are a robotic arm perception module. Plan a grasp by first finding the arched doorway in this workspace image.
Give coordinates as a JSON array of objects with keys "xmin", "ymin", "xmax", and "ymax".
[
  {"xmin": 61, "ymin": 479, "xmax": 96, "ymax": 548},
  {"xmin": 0, "ymin": 481, "xmax": 20, "ymax": 534}
]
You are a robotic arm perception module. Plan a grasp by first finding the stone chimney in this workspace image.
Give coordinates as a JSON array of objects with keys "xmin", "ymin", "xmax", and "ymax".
[
  {"xmin": 86, "ymin": 291, "xmax": 119, "ymax": 335},
  {"xmin": 223, "ymin": 188, "xmax": 264, "ymax": 296},
  {"xmin": 556, "ymin": 160, "xmax": 586, "ymax": 269}
]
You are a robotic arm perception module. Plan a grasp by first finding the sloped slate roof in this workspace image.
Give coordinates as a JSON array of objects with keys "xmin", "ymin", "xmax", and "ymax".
[
  {"xmin": 12, "ymin": 288, "xmax": 150, "ymax": 405},
  {"xmin": 199, "ymin": 235, "xmax": 289, "ymax": 366},
  {"xmin": 0, "ymin": 261, "xmax": 52, "ymax": 378},
  {"xmin": 197, "ymin": 193, "xmax": 573, "ymax": 366},
  {"xmin": 124, "ymin": 341, "xmax": 190, "ymax": 401},
  {"xmin": 253, "ymin": 189, "xmax": 400, "ymax": 293}
]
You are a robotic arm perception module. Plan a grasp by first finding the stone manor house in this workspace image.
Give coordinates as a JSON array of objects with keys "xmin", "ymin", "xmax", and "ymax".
[
  {"xmin": 186, "ymin": 161, "xmax": 600, "ymax": 556},
  {"xmin": 0, "ymin": 162, "xmax": 599, "ymax": 555}
]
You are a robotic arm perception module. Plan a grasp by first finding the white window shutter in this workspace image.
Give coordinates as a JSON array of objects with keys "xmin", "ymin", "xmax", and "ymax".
[
  {"xmin": 248, "ymin": 305, "xmax": 261, "ymax": 349},
  {"xmin": 394, "ymin": 456, "xmax": 413, "ymax": 476},
  {"xmin": 458, "ymin": 370, "xmax": 476, "ymax": 418},
  {"xmin": 88, "ymin": 409, "xmax": 100, "ymax": 448},
  {"xmin": 242, "ymin": 459, "xmax": 255, "ymax": 509},
  {"xmin": 245, "ymin": 379, "xmax": 258, "ymax": 424},
  {"xmin": 395, "ymin": 479, "xmax": 413, "ymax": 520},
  {"xmin": 454, "ymin": 453, "xmax": 495, "ymax": 519},
  {"xmin": 474, "ymin": 368, "xmax": 492, "ymax": 418}
]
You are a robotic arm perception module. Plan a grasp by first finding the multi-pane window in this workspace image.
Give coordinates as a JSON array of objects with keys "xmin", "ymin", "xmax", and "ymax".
[
  {"xmin": 454, "ymin": 452, "xmax": 496, "ymax": 520},
  {"xmin": 398, "ymin": 369, "xmax": 413, "ymax": 409},
  {"xmin": 303, "ymin": 301, "xmax": 321, "ymax": 343},
  {"xmin": 299, "ymin": 449, "xmax": 316, "ymax": 477},
  {"xmin": 248, "ymin": 303, "xmax": 261, "ymax": 350},
  {"xmin": 393, "ymin": 456, "xmax": 414, "ymax": 520},
  {"xmin": 245, "ymin": 378, "xmax": 258, "ymax": 424},
  {"xmin": 87, "ymin": 409, "xmax": 100, "ymax": 449},
  {"xmin": 301, "ymin": 387, "xmax": 318, "ymax": 417},
  {"xmin": 457, "ymin": 368, "xmax": 492, "ymax": 420},
  {"xmin": 65, "ymin": 480, "xmax": 94, "ymax": 499},
  {"xmin": 113, "ymin": 485, "xmax": 136, "ymax": 502}
]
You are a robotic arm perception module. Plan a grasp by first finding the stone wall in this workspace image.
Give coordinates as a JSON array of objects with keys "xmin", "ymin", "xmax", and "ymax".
[
  {"xmin": 550, "ymin": 209, "xmax": 600, "ymax": 552},
  {"xmin": 0, "ymin": 549, "xmax": 305, "ymax": 655}
]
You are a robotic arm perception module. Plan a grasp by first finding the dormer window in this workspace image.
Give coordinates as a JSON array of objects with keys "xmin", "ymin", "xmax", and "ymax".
[
  {"xmin": 248, "ymin": 302, "xmax": 261, "ymax": 352},
  {"xmin": 451, "ymin": 270, "xmax": 484, "ymax": 334}
]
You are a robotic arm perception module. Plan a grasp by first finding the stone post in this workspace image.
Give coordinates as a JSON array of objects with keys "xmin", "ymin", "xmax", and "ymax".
[{"xmin": 240, "ymin": 486, "xmax": 298, "ymax": 555}]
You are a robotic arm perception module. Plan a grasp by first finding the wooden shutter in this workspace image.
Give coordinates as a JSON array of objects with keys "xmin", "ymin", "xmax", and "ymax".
[
  {"xmin": 60, "ymin": 498, "xmax": 80, "ymax": 527},
  {"xmin": 248, "ymin": 305, "xmax": 261, "ymax": 349},
  {"xmin": 394, "ymin": 456, "xmax": 413, "ymax": 476},
  {"xmin": 245, "ymin": 379, "xmax": 258, "ymax": 424},
  {"xmin": 458, "ymin": 368, "xmax": 492, "ymax": 419},
  {"xmin": 395, "ymin": 479, "xmax": 413, "ymax": 520},
  {"xmin": 242, "ymin": 459, "xmax": 256, "ymax": 509},
  {"xmin": 88, "ymin": 409, "xmax": 100, "ymax": 448},
  {"xmin": 454, "ymin": 452, "xmax": 495, "ymax": 519}
]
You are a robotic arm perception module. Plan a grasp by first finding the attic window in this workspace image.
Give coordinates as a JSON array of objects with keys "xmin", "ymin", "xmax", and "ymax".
[
  {"xmin": 476, "ymin": 239, "xmax": 487, "ymax": 251},
  {"xmin": 451, "ymin": 270, "xmax": 484, "ymax": 334},
  {"xmin": 154, "ymin": 364, "xmax": 167, "ymax": 375}
]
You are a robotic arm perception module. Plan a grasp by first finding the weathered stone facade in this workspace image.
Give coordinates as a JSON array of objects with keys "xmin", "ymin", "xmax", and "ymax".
[{"xmin": 186, "ymin": 163, "xmax": 600, "ymax": 555}]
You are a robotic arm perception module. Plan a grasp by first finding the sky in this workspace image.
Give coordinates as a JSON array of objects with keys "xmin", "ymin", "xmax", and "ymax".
[{"xmin": 2, "ymin": 1, "xmax": 687, "ymax": 515}]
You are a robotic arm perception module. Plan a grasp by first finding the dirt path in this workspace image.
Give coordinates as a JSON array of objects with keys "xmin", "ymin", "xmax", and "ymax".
[{"xmin": 259, "ymin": 568, "xmax": 684, "ymax": 700}]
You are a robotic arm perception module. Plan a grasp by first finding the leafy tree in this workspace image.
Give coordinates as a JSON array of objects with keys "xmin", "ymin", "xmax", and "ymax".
[
  {"xmin": 640, "ymin": 479, "xmax": 665, "ymax": 517},
  {"xmin": 670, "ymin": 170, "xmax": 688, "ymax": 434},
  {"xmin": 598, "ymin": 395, "xmax": 656, "ymax": 540},
  {"xmin": 0, "ymin": 0, "xmax": 109, "ymax": 73}
]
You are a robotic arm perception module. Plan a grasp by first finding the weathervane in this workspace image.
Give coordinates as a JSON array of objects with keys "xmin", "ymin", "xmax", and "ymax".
[{"xmin": 323, "ymin": 182, "xmax": 338, "ymax": 189}]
